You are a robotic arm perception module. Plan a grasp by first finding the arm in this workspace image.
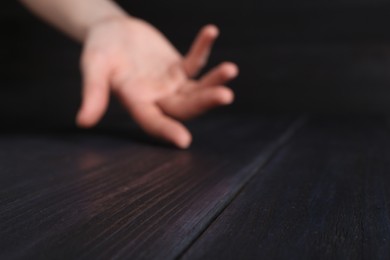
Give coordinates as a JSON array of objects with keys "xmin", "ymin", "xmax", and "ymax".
[
  {"xmin": 19, "ymin": 0, "xmax": 127, "ymax": 41},
  {"xmin": 19, "ymin": 0, "xmax": 239, "ymax": 149}
]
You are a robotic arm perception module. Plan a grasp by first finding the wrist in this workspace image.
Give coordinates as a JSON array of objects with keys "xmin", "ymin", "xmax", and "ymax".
[{"xmin": 81, "ymin": 13, "xmax": 131, "ymax": 42}]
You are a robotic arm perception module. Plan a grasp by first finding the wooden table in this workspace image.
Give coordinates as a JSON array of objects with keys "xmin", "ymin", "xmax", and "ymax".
[{"xmin": 1, "ymin": 114, "xmax": 390, "ymax": 259}]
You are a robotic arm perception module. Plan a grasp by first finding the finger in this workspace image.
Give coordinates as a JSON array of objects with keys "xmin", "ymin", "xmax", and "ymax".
[
  {"xmin": 183, "ymin": 24, "xmax": 219, "ymax": 78},
  {"xmin": 76, "ymin": 55, "xmax": 110, "ymax": 128},
  {"xmin": 126, "ymin": 100, "xmax": 192, "ymax": 149},
  {"xmin": 199, "ymin": 62, "xmax": 239, "ymax": 87},
  {"xmin": 159, "ymin": 86, "xmax": 234, "ymax": 121}
]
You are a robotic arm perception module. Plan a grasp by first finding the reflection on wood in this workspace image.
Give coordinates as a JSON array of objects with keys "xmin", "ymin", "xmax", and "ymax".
[{"xmin": 0, "ymin": 115, "xmax": 298, "ymax": 259}]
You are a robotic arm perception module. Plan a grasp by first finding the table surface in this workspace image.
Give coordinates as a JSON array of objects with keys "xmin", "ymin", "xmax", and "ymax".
[{"xmin": 2, "ymin": 114, "xmax": 390, "ymax": 259}]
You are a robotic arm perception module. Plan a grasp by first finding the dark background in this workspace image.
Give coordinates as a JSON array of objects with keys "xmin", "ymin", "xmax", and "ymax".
[{"xmin": 2, "ymin": 1, "xmax": 390, "ymax": 127}]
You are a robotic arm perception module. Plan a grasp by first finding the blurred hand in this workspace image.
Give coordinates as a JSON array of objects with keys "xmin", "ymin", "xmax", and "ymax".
[{"xmin": 76, "ymin": 17, "xmax": 239, "ymax": 148}]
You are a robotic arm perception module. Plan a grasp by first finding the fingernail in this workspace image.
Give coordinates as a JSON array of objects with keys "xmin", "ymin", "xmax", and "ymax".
[
  {"xmin": 206, "ymin": 25, "xmax": 219, "ymax": 38},
  {"xmin": 220, "ymin": 90, "xmax": 235, "ymax": 105},
  {"xmin": 176, "ymin": 134, "xmax": 192, "ymax": 149},
  {"xmin": 223, "ymin": 62, "xmax": 239, "ymax": 78}
]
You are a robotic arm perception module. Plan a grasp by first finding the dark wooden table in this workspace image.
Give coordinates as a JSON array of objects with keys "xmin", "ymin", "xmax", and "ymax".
[{"xmin": 2, "ymin": 114, "xmax": 390, "ymax": 259}]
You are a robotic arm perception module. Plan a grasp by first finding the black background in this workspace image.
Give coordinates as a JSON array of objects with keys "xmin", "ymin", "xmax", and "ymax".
[{"xmin": 2, "ymin": 1, "xmax": 390, "ymax": 127}]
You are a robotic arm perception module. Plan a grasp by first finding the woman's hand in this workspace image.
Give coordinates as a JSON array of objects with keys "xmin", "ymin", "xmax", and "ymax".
[{"xmin": 76, "ymin": 17, "xmax": 239, "ymax": 148}]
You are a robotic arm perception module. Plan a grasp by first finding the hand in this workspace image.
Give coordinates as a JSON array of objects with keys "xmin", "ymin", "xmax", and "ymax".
[{"xmin": 76, "ymin": 17, "xmax": 239, "ymax": 149}]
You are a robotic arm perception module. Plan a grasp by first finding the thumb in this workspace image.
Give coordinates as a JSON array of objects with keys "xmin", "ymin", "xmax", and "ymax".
[{"xmin": 76, "ymin": 56, "xmax": 110, "ymax": 128}]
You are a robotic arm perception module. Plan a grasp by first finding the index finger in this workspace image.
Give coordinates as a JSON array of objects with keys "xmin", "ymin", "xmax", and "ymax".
[{"xmin": 183, "ymin": 25, "xmax": 219, "ymax": 78}]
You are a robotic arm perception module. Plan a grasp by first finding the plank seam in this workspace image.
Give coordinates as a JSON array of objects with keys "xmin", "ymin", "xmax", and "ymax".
[{"xmin": 175, "ymin": 115, "xmax": 309, "ymax": 260}]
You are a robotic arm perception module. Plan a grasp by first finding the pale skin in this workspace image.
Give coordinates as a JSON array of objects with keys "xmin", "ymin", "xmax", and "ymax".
[{"xmin": 20, "ymin": 0, "xmax": 239, "ymax": 149}]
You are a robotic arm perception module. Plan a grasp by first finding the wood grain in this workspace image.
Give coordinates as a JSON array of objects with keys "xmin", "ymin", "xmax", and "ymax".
[
  {"xmin": 0, "ymin": 115, "xmax": 299, "ymax": 259},
  {"xmin": 183, "ymin": 116, "xmax": 390, "ymax": 260}
]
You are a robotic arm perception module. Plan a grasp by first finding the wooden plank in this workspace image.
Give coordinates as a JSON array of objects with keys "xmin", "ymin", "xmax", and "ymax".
[
  {"xmin": 0, "ymin": 115, "xmax": 302, "ymax": 259},
  {"xmin": 183, "ymin": 116, "xmax": 390, "ymax": 259}
]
